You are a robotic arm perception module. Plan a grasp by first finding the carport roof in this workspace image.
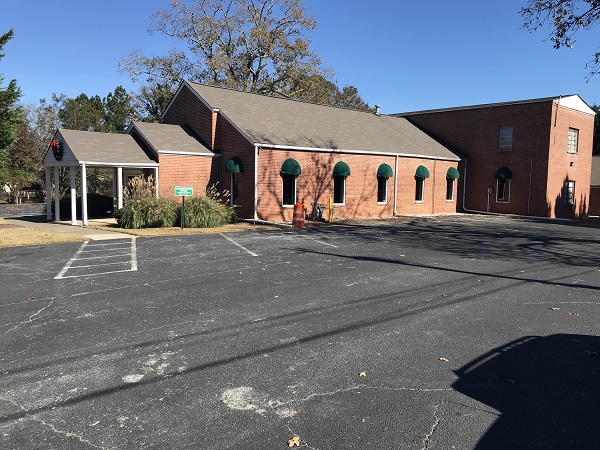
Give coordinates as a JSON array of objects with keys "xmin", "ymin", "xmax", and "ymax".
[
  {"xmin": 44, "ymin": 129, "xmax": 158, "ymax": 167},
  {"xmin": 183, "ymin": 81, "xmax": 462, "ymax": 161}
]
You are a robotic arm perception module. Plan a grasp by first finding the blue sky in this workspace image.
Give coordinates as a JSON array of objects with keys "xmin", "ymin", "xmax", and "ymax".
[{"xmin": 2, "ymin": 0, "xmax": 599, "ymax": 114}]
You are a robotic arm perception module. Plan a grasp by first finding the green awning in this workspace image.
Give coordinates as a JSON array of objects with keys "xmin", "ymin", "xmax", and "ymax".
[
  {"xmin": 281, "ymin": 158, "xmax": 301, "ymax": 175},
  {"xmin": 225, "ymin": 156, "xmax": 244, "ymax": 173},
  {"xmin": 495, "ymin": 167, "xmax": 513, "ymax": 180},
  {"xmin": 415, "ymin": 165, "xmax": 430, "ymax": 179},
  {"xmin": 333, "ymin": 161, "xmax": 351, "ymax": 177},
  {"xmin": 377, "ymin": 163, "xmax": 393, "ymax": 178},
  {"xmin": 446, "ymin": 167, "xmax": 460, "ymax": 179}
]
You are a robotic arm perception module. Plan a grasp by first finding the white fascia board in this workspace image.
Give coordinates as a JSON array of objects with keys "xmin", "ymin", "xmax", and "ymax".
[
  {"xmin": 157, "ymin": 150, "xmax": 219, "ymax": 157},
  {"xmin": 79, "ymin": 162, "xmax": 159, "ymax": 168},
  {"xmin": 254, "ymin": 143, "xmax": 464, "ymax": 162}
]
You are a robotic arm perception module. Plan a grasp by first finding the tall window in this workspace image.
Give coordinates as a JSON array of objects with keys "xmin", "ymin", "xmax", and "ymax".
[
  {"xmin": 446, "ymin": 178, "xmax": 454, "ymax": 201},
  {"xmin": 415, "ymin": 177, "xmax": 425, "ymax": 202},
  {"xmin": 230, "ymin": 174, "xmax": 238, "ymax": 206},
  {"xmin": 377, "ymin": 177, "xmax": 387, "ymax": 203},
  {"xmin": 499, "ymin": 126, "xmax": 513, "ymax": 152},
  {"xmin": 563, "ymin": 180, "xmax": 575, "ymax": 206},
  {"xmin": 282, "ymin": 174, "xmax": 296, "ymax": 206},
  {"xmin": 496, "ymin": 179, "xmax": 510, "ymax": 202},
  {"xmin": 334, "ymin": 175, "xmax": 346, "ymax": 204},
  {"xmin": 568, "ymin": 128, "xmax": 579, "ymax": 154}
]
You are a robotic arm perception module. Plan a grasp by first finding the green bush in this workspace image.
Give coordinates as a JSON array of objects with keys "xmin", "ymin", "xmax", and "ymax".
[
  {"xmin": 181, "ymin": 196, "xmax": 237, "ymax": 228},
  {"xmin": 116, "ymin": 197, "xmax": 178, "ymax": 229}
]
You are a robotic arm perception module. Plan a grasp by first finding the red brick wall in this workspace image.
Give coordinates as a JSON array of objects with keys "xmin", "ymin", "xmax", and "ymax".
[
  {"xmin": 158, "ymin": 154, "xmax": 217, "ymax": 198},
  {"xmin": 255, "ymin": 149, "xmax": 460, "ymax": 222},
  {"xmin": 406, "ymin": 101, "xmax": 556, "ymax": 216},
  {"xmin": 163, "ymin": 84, "xmax": 214, "ymax": 150},
  {"xmin": 546, "ymin": 104, "xmax": 594, "ymax": 218}
]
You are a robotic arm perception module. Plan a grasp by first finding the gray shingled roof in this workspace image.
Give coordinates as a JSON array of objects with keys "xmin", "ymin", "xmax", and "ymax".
[
  {"xmin": 186, "ymin": 82, "xmax": 462, "ymax": 161},
  {"xmin": 50, "ymin": 129, "xmax": 157, "ymax": 166},
  {"xmin": 131, "ymin": 122, "xmax": 212, "ymax": 155}
]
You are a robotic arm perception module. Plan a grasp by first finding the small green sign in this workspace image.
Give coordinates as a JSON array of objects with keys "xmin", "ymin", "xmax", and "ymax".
[{"xmin": 174, "ymin": 186, "xmax": 193, "ymax": 197}]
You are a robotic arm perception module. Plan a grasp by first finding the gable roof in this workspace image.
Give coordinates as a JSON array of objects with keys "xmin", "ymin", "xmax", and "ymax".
[
  {"xmin": 129, "ymin": 122, "xmax": 213, "ymax": 156},
  {"xmin": 183, "ymin": 81, "xmax": 462, "ymax": 161},
  {"xmin": 395, "ymin": 95, "xmax": 596, "ymax": 117},
  {"xmin": 43, "ymin": 129, "xmax": 158, "ymax": 167}
]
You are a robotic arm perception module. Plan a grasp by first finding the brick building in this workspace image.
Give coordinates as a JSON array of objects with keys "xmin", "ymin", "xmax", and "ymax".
[
  {"xmin": 397, "ymin": 96, "xmax": 595, "ymax": 219},
  {"xmin": 44, "ymin": 82, "xmax": 595, "ymax": 224}
]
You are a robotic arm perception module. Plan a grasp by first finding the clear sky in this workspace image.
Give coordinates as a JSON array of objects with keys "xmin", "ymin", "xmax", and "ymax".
[{"xmin": 2, "ymin": 0, "xmax": 599, "ymax": 114}]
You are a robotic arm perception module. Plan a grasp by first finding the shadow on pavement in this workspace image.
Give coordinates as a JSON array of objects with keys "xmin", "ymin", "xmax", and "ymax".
[{"xmin": 453, "ymin": 334, "xmax": 600, "ymax": 449}]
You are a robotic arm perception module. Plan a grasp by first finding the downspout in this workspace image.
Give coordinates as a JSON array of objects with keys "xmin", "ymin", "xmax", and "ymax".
[
  {"xmin": 393, "ymin": 154, "xmax": 400, "ymax": 215},
  {"xmin": 253, "ymin": 144, "xmax": 259, "ymax": 220}
]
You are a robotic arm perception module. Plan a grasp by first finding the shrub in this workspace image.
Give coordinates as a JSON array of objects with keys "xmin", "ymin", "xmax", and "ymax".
[
  {"xmin": 116, "ymin": 197, "xmax": 178, "ymax": 229},
  {"xmin": 181, "ymin": 196, "xmax": 237, "ymax": 228}
]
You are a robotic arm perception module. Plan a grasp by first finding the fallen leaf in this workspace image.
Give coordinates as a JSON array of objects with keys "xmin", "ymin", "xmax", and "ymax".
[
  {"xmin": 438, "ymin": 357, "xmax": 449, "ymax": 362},
  {"xmin": 507, "ymin": 378, "xmax": 518, "ymax": 385},
  {"xmin": 288, "ymin": 436, "xmax": 300, "ymax": 447},
  {"xmin": 549, "ymin": 307, "xmax": 560, "ymax": 311},
  {"xmin": 586, "ymin": 351, "xmax": 599, "ymax": 356},
  {"xmin": 359, "ymin": 371, "xmax": 366, "ymax": 377},
  {"xmin": 568, "ymin": 312, "xmax": 579, "ymax": 316}
]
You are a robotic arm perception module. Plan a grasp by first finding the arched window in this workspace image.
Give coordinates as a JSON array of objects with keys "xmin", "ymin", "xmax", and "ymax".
[
  {"xmin": 495, "ymin": 167, "xmax": 512, "ymax": 202},
  {"xmin": 377, "ymin": 163, "xmax": 393, "ymax": 203},
  {"xmin": 333, "ymin": 161, "xmax": 351, "ymax": 204},
  {"xmin": 280, "ymin": 158, "xmax": 301, "ymax": 206},
  {"xmin": 446, "ymin": 167, "xmax": 460, "ymax": 202},
  {"xmin": 225, "ymin": 156, "xmax": 243, "ymax": 205},
  {"xmin": 415, "ymin": 165, "xmax": 430, "ymax": 202}
]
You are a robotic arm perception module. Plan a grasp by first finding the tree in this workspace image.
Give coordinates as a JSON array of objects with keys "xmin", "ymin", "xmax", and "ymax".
[
  {"xmin": 132, "ymin": 83, "xmax": 175, "ymax": 122},
  {"xmin": 121, "ymin": 0, "xmax": 371, "ymax": 108},
  {"xmin": 592, "ymin": 104, "xmax": 600, "ymax": 154},
  {"xmin": 104, "ymin": 86, "xmax": 134, "ymax": 133},
  {"xmin": 521, "ymin": 1, "xmax": 600, "ymax": 77},
  {"xmin": 0, "ymin": 29, "xmax": 23, "ymax": 152}
]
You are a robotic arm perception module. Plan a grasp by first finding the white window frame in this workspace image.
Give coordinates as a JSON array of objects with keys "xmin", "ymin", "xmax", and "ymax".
[
  {"xmin": 282, "ymin": 174, "xmax": 297, "ymax": 207},
  {"xmin": 377, "ymin": 176, "xmax": 388, "ymax": 204},
  {"xmin": 496, "ymin": 178, "xmax": 511, "ymax": 203},
  {"xmin": 568, "ymin": 128, "xmax": 579, "ymax": 154},
  {"xmin": 499, "ymin": 126, "xmax": 513, "ymax": 152},
  {"xmin": 563, "ymin": 180, "xmax": 575, "ymax": 206},
  {"xmin": 446, "ymin": 178, "xmax": 455, "ymax": 202},
  {"xmin": 415, "ymin": 177, "xmax": 425, "ymax": 202},
  {"xmin": 333, "ymin": 175, "xmax": 346, "ymax": 205}
]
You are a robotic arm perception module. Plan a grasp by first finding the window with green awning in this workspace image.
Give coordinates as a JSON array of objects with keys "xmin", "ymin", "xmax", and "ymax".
[
  {"xmin": 333, "ymin": 161, "xmax": 351, "ymax": 177},
  {"xmin": 415, "ymin": 165, "xmax": 430, "ymax": 178},
  {"xmin": 495, "ymin": 167, "xmax": 513, "ymax": 180},
  {"xmin": 446, "ymin": 167, "xmax": 460, "ymax": 179},
  {"xmin": 377, "ymin": 163, "xmax": 393, "ymax": 178},
  {"xmin": 280, "ymin": 158, "xmax": 301, "ymax": 175},
  {"xmin": 225, "ymin": 156, "xmax": 244, "ymax": 173}
]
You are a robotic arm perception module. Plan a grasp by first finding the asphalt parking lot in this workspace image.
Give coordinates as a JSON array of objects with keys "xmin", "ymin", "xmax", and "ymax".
[{"xmin": 1, "ymin": 216, "xmax": 599, "ymax": 449}]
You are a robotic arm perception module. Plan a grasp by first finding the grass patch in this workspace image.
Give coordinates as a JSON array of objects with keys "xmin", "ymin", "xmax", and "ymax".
[{"xmin": 0, "ymin": 219, "xmax": 86, "ymax": 248}]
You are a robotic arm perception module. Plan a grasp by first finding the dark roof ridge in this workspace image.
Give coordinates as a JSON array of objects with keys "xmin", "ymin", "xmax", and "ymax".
[
  {"xmin": 186, "ymin": 80, "xmax": 377, "ymax": 116},
  {"xmin": 394, "ymin": 95, "xmax": 578, "ymax": 116}
]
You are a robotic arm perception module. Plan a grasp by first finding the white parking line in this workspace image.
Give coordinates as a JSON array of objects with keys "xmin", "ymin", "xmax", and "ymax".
[
  {"xmin": 55, "ymin": 238, "xmax": 138, "ymax": 279},
  {"xmin": 219, "ymin": 233, "xmax": 258, "ymax": 257}
]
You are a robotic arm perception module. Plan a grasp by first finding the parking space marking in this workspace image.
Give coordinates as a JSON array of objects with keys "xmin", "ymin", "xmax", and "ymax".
[
  {"xmin": 305, "ymin": 237, "xmax": 338, "ymax": 248},
  {"xmin": 55, "ymin": 238, "xmax": 138, "ymax": 279},
  {"xmin": 219, "ymin": 233, "xmax": 258, "ymax": 257}
]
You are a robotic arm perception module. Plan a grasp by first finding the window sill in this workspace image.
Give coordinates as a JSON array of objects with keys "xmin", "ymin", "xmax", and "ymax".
[
  {"xmin": 496, "ymin": 200, "xmax": 510, "ymax": 204},
  {"xmin": 446, "ymin": 199, "xmax": 454, "ymax": 203},
  {"xmin": 282, "ymin": 204, "xmax": 295, "ymax": 208},
  {"xmin": 377, "ymin": 201, "xmax": 387, "ymax": 205}
]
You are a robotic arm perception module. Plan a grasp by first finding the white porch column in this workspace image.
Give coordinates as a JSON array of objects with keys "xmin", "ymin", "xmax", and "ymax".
[
  {"xmin": 70, "ymin": 167, "xmax": 77, "ymax": 225},
  {"xmin": 81, "ymin": 164, "xmax": 88, "ymax": 226},
  {"xmin": 154, "ymin": 167, "xmax": 159, "ymax": 198},
  {"xmin": 45, "ymin": 167, "xmax": 52, "ymax": 220},
  {"xmin": 117, "ymin": 167, "xmax": 123, "ymax": 209},
  {"xmin": 53, "ymin": 166, "xmax": 60, "ymax": 222}
]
